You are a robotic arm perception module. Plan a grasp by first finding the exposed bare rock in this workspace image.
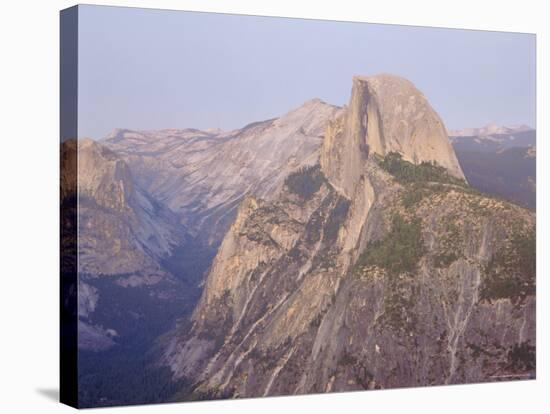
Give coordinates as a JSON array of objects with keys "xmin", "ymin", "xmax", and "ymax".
[
  {"xmin": 62, "ymin": 139, "xmax": 201, "ymax": 352},
  {"xmin": 103, "ymin": 99, "xmax": 343, "ymax": 244},
  {"xmin": 67, "ymin": 73, "xmax": 535, "ymax": 404},
  {"xmin": 321, "ymin": 74, "xmax": 464, "ymax": 197},
  {"xmin": 65, "ymin": 100, "xmax": 341, "ymax": 357},
  {"xmin": 78, "ymin": 281, "xmax": 99, "ymax": 318},
  {"xmin": 163, "ymin": 75, "xmax": 534, "ymax": 400},
  {"xmin": 74, "ymin": 139, "xmax": 183, "ymax": 278},
  {"xmin": 164, "ymin": 158, "xmax": 534, "ymax": 398},
  {"xmin": 78, "ymin": 320, "xmax": 117, "ymax": 351}
]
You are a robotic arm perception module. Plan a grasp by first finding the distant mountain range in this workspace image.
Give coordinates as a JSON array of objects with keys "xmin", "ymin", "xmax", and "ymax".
[
  {"xmin": 64, "ymin": 74, "xmax": 535, "ymax": 407},
  {"xmin": 161, "ymin": 75, "xmax": 534, "ymax": 399},
  {"xmin": 448, "ymin": 123, "xmax": 532, "ymax": 138},
  {"xmin": 450, "ymin": 126, "xmax": 536, "ymax": 209},
  {"xmin": 103, "ymin": 99, "xmax": 342, "ymax": 245}
]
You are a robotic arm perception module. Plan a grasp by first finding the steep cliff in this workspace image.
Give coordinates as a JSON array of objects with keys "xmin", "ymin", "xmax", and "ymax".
[
  {"xmin": 76, "ymin": 138, "xmax": 183, "ymax": 279},
  {"xmin": 321, "ymin": 75, "xmax": 464, "ymax": 197},
  {"xmin": 163, "ymin": 75, "xmax": 535, "ymax": 399},
  {"xmin": 103, "ymin": 99, "xmax": 342, "ymax": 244},
  {"xmin": 69, "ymin": 100, "xmax": 343, "ymax": 404},
  {"xmin": 62, "ymin": 139, "xmax": 196, "ymax": 351}
]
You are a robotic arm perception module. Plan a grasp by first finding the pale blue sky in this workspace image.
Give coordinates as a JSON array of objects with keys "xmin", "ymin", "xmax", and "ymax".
[{"xmin": 77, "ymin": 5, "xmax": 536, "ymax": 139}]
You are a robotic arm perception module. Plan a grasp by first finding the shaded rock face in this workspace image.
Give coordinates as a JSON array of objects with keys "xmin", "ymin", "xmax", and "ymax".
[
  {"xmin": 450, "ymin": 127, "xmax": 536, "ymax": 209},
  {"xmin": 64, "ymin": 99, "xmax": 341, "ymax": 360},
  {"xmin": 165, "ymin": 160, "xmax": 535, "ymax": 398},
  {"xmin": 103, "ymin": 99, "xmax": 342, "ymax": 245},
  {"xmin": 163, "ymin": 75, "xmax": 534, "ymax": 400},
  {"xmin": 76, "ymin": 138, "xmax": 183, "ymax": 279},
  {"xmin": 62, "ymin": 139, "xmax": 197, "ymax": 352},
  {"xmin": 321, "ymin": 75, "xmax": 464, "ymax": 197},
  {"xmin": 165, "ymin": 168, "xmax": 355, "ymax": 387},
  {"xmin": 455, "ymin": 146, "xmax": 536, "ymax": 210},
  {"xmin": 450, "ymin": 127, "xmax": 535, "ymax": 154},
  {"xmin": 65, "ymin": 100, "xmax": 341, "ymax": 359}
]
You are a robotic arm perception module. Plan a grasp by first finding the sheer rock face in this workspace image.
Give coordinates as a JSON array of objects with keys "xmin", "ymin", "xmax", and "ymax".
[
  {"xmin": 74, "ymin": 139, "xmax": 182, "ymax": 278},
  {"xmin": 321, "ymin": 74, "xmax": 464, "ymax": 197},
  {"xmin": 163, "ymin": 75, "xmax": 534, "ymax": 400},
  {"xmin": 62, "ymin": 139, "xmax": 195, "ymax": 351},
  {"xmin": 66, "ymin": 101, "xmax": 341, "ymax": 354},
  {"xmin": 103, "ymin": 99, "xmax": 343, "ymax": 245},
  {"xmin": 164, "ymin": 158, "xmax": 534, "ymax": 397},
  {"xmin": 77, "ymin": 138, "xmax": 135, "ymax": 212}
]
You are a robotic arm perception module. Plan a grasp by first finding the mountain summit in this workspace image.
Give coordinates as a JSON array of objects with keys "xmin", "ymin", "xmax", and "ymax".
[
  {"xmin": 162, "ymin": 75, "xmax": 534, "ymax": 398},
  {"xmin": 449, "ymin": 123, "xmax": 533, "ymax": 137},
  {"xmin": 321, "ymin": 74, "xmax": 464, "ymax": 197},
  {"xmin": 69, "ymin": 74, "xmax": 535, "ymax": 406},
  {"xmin": 103, "ymin": 99, "xmax": 342, "ymax": 245}
]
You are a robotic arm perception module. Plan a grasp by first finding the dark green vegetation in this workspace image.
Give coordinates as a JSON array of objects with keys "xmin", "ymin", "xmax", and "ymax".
[
  {"xmin": 378, "ymin": 152, "xmax": 467, "ymax": 187},
  {"xmin": 324, "ymin": 197, "xmax": 351, "ymax": 243},
  {"xmin": 433, "ymin": 218, "xmax": 464, "ymax": 268},
  {"xmin": 355, "ymin": 214, "xmax": 425, "ymax": 276},
  {"xmin": 83, "ymin": 277, "xmax": 197, "ymax": 347},
  {"xmin": 378, "ymin": 280, "xmax": 419, "ymax": 333},
  {"xmin": 78, "ymin": 277, "xmax": 197, "ymax": 407},
  {"xmin": 79, "ymin": 242, "xmax": 216, "ymax": 407},
  {"xmin": 285, "ymin": 164, "xmax": 326, "ymax": 200},
  {"xmin": 505, "ymin": 341, "xmax": 536, "ymax": 372},
  {"xmin": 378, "ymin": 152, "xmax": 475, "ymax": 211},
  {"xmin": 455, "ymin": 147, "xmax": 536, "ymax": 210},
  {"xmin": 480, "ymin": 228, "xmax": 536, "ymax": 304},
  {"xmin": 161, "ymin": 241, "xmax": 217, "ymax": 286},
  {"xmin": 311, "ymin": 195, "xmax": 350, "ymax": 271},
  {"xmin": 79, "ymin": 349, "xmax": 189, "ymax": 407}
]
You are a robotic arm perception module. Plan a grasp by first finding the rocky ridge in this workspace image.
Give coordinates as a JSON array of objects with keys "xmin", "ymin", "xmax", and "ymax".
[
  {"xmin": 321, "ymin": 75, "xmax": 464, "ymax": 198},
  {"xmin": 103, "ymin": 99, "xmax": 343, "ymax": 245},
  {"xmin": 163, "ymin": 74, "xmax": 535, "ymax": 399},
  {"xmin": 449, "ymin": 123, "xmax": 532, "ymax": 137},
  {"xmin": 62, "ymin": 138, "xmax": 194, "ymax": 351},
  {"xmin": 76, "ymin": 138, "xmax": 183, "ymax": 279},
  {"xmin": 449, "ymin": 123, "xmax": 536, "ymax": 209}
]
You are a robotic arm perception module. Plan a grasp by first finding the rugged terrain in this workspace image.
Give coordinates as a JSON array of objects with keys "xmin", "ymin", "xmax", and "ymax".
[
  {"xmin": 162, "ymin": 75, "xmax": 535, "ymax": 399},
  {"xmin": 64, "ymin": 99, "xmax": 343, "ymax": 352},
  {"xmin": 451, "ymin": 126, "xmax": 536, "ymax": 209},
  {"xmin": 63, "ymin": 98, "xmax": 343, "ymax": 406},
  {"xmin": 103, "ymin": 99, "xmax": 342, "ymax": 245},
  {"xmin": 64, "ymin": 73, "xmax": 536, "ymax": 406},
  {"xmin": 62, "ymin": 139, "xmax": 195, "ymax": 350}
]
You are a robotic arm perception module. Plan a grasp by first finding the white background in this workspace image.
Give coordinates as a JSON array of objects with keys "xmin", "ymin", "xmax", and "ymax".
[{"xmin": 0, "ymin": 0, "xmax": 548, "ymax": 412}]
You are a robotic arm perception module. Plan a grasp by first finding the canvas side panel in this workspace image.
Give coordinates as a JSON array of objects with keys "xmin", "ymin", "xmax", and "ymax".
[{"xmin": 60, "ymin": 5, "xmax": 79, "ymax": 408}]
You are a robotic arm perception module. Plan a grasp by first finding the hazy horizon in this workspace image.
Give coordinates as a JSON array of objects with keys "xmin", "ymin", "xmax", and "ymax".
[{"xmin": 77, "ymin": 5, "xmax": 536, "ymax": 139}]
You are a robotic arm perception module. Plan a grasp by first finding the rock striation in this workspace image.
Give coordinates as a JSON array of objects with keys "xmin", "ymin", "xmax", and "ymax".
[
  {"xmin": 67, "ymin": 74, "xmax": 535, "ymax": 404},
  {"xmin": 62, "ymin": 138, "xmax": 194, "ymax": 351},
  {"xmin": 103, "ymin": 99, "xmax": 343, "ymax": 245},
  {"xmin": 75, "ymin": 138, "xmax": 182, "ymax": 278},
  {"xmin": 163, "ymin": 75, "xmax": 535, "ymax": 399},
  {"xmin": 321, "ymin": 74, "xmax": 464, "ymax": 197}
]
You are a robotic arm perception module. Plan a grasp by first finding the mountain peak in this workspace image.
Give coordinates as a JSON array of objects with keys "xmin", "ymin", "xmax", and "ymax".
[
  {"xmin": 273, "ymin": 98, "xmax": 343, "ymax": 137},
  {"xmin": 354, "ymin": 74, "xmax": 463, "ymax": 177},
  {"xmin": 449, "ymin": 123, "xmax": 533, "ymax": 137},
  {"xmin": 321, "ymin": 74, "xmax": 464, "ymax": 197},
  {"xmin": 353, "ymin": 73, "xmax": 416, "ymax": 88},
  {"xmin": 301, "ymin": 97, "xmax": 325, "ymax": 106}
]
